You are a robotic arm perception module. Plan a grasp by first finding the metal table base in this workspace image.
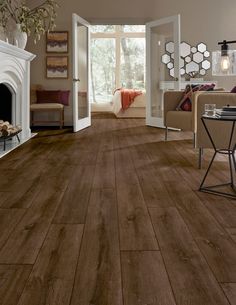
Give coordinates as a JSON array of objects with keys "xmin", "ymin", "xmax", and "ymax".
[{"xmin": 199, "ymin": 116, "xmax": 236, "ymax": 199}]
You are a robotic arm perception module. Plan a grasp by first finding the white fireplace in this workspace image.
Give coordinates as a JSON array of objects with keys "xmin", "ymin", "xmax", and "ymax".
[{"xmin": 0, "ymin": 41, "xmax": 35, "ymax": 156}]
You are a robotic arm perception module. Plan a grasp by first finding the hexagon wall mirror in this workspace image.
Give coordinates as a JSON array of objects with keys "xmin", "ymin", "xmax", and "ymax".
[{"xmin": 161, "ymin": 41, "xmax": 211, "ymax": 77}]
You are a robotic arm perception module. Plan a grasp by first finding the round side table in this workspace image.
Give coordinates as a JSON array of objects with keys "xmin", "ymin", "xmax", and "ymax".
[{"xmin": 199, "ymin": 114, "xmax": 236, "ymax": 199}]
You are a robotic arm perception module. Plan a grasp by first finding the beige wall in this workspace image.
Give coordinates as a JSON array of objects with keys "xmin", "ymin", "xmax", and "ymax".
[{"xmin": 26, "ymin": 0, "xmax": 236, "ymax": 124}]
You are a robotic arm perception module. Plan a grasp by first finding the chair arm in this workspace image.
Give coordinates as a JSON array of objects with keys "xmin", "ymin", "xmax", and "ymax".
[{"xmin": 163, "ymin": 91, "xmax": 183, "ymax": 126}]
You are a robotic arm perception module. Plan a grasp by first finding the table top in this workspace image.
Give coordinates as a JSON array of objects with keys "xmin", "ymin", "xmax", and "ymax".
[{"xmin": 202, "ymin": 114, "xmax": 236, "ymax": 121}]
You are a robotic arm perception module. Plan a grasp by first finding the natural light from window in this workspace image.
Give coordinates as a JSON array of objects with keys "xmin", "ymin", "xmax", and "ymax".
[{"xmin": 90, "ymin": 25, "xmax": 146, "ymax": 103}]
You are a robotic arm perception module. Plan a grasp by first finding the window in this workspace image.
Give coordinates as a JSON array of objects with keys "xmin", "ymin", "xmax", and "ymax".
[{"xmin": 90, "ymin": 25, "xmax": 145, "ymax": 103}]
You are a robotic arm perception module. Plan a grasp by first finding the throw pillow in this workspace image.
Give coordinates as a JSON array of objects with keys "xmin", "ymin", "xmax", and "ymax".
[
  {"xmin": 176, "ymin": 83, "xmax": 216, "ymax": 112},
  {"xmin": 231, "ymin": 86, "xmax": 236, "ymax": 93},
  {"xmin": 176, "ymin": 85, "xmax": 195, "ymax": 111},
  {"xmin": 36, "ymin": 90, "xmax": 61, "ymax": 104},
  {"xmin": 199, "ymin": 83, "xmax": 215, "ymax": 91},
  {"xmin": 60, "ymin": 90, "xmax": 70, "ymax": 106}
]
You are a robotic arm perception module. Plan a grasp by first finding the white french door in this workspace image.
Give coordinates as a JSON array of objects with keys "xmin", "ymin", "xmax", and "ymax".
[
  {"xmin": 146, "ymin": 15, "xmax": 181, "ymax": 128},
  {"xmin": 72, "ymin": 13, "xmax": 91, "ymax": 132}
]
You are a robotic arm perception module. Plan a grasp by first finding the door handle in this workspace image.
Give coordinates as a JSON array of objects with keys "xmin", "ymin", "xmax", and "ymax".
[{"xmin": 73, "ymin": 78, "xmax": 80, "ymax": 82}]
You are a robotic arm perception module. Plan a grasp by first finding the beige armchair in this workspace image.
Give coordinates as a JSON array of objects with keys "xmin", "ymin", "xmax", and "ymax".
[
  {"xmin": 163, "ymin": 89, "xmax": 236, "ymax": 168},
  {"xmin": 163, "ymin": 90, "xmax": 205, "ymax": 146}
]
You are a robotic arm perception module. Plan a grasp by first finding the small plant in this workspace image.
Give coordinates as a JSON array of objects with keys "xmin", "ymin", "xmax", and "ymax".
[{"xmin": 0, "ymin": 0, "xmax": 58, "ymax": 42}]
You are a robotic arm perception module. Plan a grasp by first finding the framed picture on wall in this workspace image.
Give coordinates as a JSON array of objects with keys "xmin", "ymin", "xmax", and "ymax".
[
  {"xmin": 46, "ymin": 56, "xmax": 69, "ymax": 79},
  {"xmin": 46, "ymin": 31, "xmax": 69, "ymax": 53}
]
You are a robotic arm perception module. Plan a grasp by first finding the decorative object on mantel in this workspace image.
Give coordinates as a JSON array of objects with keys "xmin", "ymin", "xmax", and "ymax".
[
  {"xmin": 0, "ymin": 0, "xmax": 58, "ymax": 49},
  {"xmin": 12, "ymin": 23, "xmax": 28, "ymax": 49},
  {"xmin": 161, "ymin": 41, "xmax": 211, "ymax": 78},
  {"xmin": 0, "ymin": 25, "xmax": 6, "ymax": 42}
]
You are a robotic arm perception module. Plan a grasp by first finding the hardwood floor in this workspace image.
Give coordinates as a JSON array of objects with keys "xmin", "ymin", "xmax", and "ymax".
[{"xmin": 0, "ymin": 116, "xmax": 236, "ymax": 305}]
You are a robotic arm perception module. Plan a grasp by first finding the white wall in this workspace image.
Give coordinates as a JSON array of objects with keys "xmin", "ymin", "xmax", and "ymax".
[{"xmin": 26, "ymin": 0, "xmax": 236, "ymax": 124}]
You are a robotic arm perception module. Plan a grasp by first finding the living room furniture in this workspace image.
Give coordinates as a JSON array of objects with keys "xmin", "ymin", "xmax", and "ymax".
[
  {"xmin": 196, "ymin": 92, "xmax": 236, "ymax": 167},
  {"xmin": 112, "ymin": 90, "xmax": 146, "ymax": 118},
  {"xmin": 199, "ymin": 114, "xmax": 236, "ymax": 199},
  {"xmin": 163, "ymin": 90, "xmax": 206, "ymax": 146},
  {"xmin": 30, "ymin": 85, "xmax": 65, "ymax": 129},
  {"xmin": 163, "ymin": 89, "xmax": 236, "ymax": 168},
  {"xmin": 30, "ymin": 103, "xmax": 64, "ymax": 129}
]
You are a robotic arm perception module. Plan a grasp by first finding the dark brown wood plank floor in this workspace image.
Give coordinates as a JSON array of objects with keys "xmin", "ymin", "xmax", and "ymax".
[{"xmin": 0, "ymin": 115, "xmax": 236, "ymax": 305}]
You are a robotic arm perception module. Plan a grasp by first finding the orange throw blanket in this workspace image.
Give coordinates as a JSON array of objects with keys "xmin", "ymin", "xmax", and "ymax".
[{"xmin": 115, "ymin": 88, "xmax": 142, "ymax": 110}]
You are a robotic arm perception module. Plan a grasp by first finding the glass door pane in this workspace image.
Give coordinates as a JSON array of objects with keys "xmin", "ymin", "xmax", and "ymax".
[
  {"xmin": 146, "ymin": 15, "xmax": 181, "ymax": 128},
  {"xmin": 72, "ymin": 14, "xmax": 91, "ymax": 132}
]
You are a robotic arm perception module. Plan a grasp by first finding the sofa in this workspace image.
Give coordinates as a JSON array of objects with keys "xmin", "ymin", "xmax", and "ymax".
[{"xmin": 163, "ymin": 90, "xmax": 236, "ymax": 167}]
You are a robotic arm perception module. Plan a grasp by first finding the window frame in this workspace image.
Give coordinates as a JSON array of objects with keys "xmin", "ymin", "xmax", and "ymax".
[{"xmin": 90, "ymin": 25, "xmax": 145, "ymax": 100}]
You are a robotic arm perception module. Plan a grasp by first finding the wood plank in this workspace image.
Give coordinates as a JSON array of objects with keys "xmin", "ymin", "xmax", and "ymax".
[
  {"xmin": 0, "ymin": 209, "xmax": 25, "ymax": 249},
  {"xmin": 164, "ymin": 179, "xmax": 236, "ymax": 283},
  {"xmin": 114, "ymin": 122, "xmax": 159, "ymax": 251},
  {"xmin": 130, "ymin": 144, "xmax": 175, "ymax": 208},
  {"xmin": 53, "ymin": 165, "xmax": 95, "ymax": 224},
  {"xmin": 0, "ymin": 176, "xmax": 42, "ymax": 209},
  {"xmin": 171, "ymin": 140, "xmax": 236, "ymax": 229},
  {"xmin": 148, "ymin": 141, "xmax": 236, "ymax": 282},
  {"xmin": 222, "ymin": 283, "xmax": 236, "ymax": 305},
  {"xmin": 226, "ymin": 229, "xmax": 236, "ymax": 243},
  {"xmin": 93, "ymin": 131, "xmax": 116, "ymax": 190},
  {"xmin": 116, "ymin": 169, "xmax": 158, "ymax": 251},
  {"xmin": 70, "ymin": 189, "xmax": 123, "ymax": 305},
  {"xmin": 0, "ymin": 177, "xmax": 68, "ymax": 264},
  {"xmin": 0, "ymin": 265, "xmax": 32, "ymax": 305},
  {"xmin": 121, "ymin": 251, "xmax": 176, "ymax": 305},
  {"xmin": 18, "ymin": 224, "xmax": 83, "ymax": 305},
  {"xmin": 149, "ymin": 207, "xmax": 230, "ymax": 305}
]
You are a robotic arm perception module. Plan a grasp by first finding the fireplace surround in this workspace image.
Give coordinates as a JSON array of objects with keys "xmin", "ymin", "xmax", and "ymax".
[{"xmin": 0, "ymin": 40, "xmax": 35, "ymax": 155}]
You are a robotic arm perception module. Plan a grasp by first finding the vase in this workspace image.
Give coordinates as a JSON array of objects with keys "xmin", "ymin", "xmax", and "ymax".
[
  {"xmin": 13, "ymin": 24, "xmax": 27, "ymax": 49},
  {"xmin": 0, "ymin": 26, "xmax": 6, "ymax": 42}
]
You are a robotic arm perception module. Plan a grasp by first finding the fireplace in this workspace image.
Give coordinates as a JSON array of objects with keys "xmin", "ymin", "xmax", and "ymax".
[
  {"xmin": 0, "ymin": 40, "xmax": 35, "ymax": 156},
  {"xmin": 0, "ymin": 84, "xmax": 13, "ymax": 123}
]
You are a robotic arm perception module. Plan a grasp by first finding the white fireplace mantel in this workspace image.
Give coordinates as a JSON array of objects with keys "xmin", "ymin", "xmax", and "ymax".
[
  {"xmin": 0, "ymin": 40, "xmax": 35, "ymax": 61},
  {"xmin": 0, "ymin": 40, "xmax": 35, "ymax": 144}
]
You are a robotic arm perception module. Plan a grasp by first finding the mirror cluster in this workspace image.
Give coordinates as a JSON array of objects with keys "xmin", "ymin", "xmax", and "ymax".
[{"xmin": 161, "ymin": 42, "xmax": 211, "ymax": 77}]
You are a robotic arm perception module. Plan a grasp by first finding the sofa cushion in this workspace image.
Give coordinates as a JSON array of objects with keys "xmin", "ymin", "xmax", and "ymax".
[{"xmin": 30, "ymin": 103, "xmax": 64, "ymax": 110}]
